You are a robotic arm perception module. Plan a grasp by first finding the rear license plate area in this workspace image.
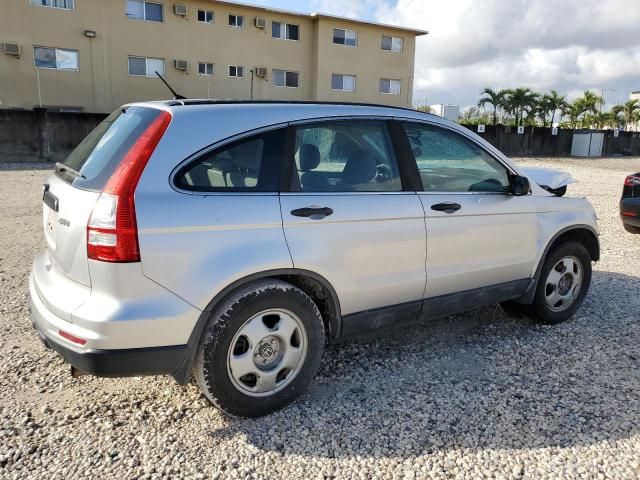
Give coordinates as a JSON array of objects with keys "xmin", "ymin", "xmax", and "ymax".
[{"xmin": 43, "ymin": 188, "xmax": 59, "ymax": 249}]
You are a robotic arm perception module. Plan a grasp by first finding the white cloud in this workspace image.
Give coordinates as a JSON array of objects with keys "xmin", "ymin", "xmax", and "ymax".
[{"xmin": 318, "ymin": 0, "xmax": 640, "ymax": 108}]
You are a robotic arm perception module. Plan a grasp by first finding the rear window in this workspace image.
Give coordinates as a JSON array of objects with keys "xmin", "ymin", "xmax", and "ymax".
[
  {"xmin": 58, "ymin": 106, "xmax": 164, "ymax": 191},
  {"xmin": 174, "ymin": 128, "xmax": 287, "ymax": 192}
]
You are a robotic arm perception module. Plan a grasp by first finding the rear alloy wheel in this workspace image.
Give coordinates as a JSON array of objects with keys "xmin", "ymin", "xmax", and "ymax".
[
  {"xmin": 193, "ymin": 280, "xmax": 324, "ymax": 417},
  {"xmin": 529, "ymin": 241, "xmax": 592, "ymax": 325},
  {"xmin": 227, "ymin": 308, "xmax": 307, "ymax": 397}
]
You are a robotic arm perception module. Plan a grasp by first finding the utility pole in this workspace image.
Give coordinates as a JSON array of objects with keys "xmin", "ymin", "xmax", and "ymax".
[{"xmin": 600, "ymin": 88, "xmax": 614, "ymax": 113}]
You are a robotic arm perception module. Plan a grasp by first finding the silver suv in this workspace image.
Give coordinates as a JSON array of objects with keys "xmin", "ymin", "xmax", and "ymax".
[{"xmin": 30, "ymin": 101, "xmax": 599, "ymax": 417}]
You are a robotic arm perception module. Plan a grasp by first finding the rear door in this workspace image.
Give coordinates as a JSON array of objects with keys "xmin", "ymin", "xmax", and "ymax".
[
  {"xmin": 279, "ymin": 119, "xmax": 427, "ymax": 335},
  {"xmin": 399, "ymin": 121, "xmax": 538, "ymax": 309},
  {"xmin": 136, "ymin": 126, "xmax": 294, "ymax": 310},
  {"xmin": 44, "ymin": 106, "xmax": 165, "ymax": 286}
]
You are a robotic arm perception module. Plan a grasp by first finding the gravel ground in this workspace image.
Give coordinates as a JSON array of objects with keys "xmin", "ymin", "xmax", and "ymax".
[{"xmin": 1, "ymin": 157, "xmax": 640, "ymax": 479}]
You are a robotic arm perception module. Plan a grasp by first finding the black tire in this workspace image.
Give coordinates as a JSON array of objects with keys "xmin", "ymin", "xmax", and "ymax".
[
  {"xmin": 528, "ymin": 241, "xmax": 592, "ymax": 324},
  {"xmin": 623, "ymin": 223, "xmax": 640, "ymax": 234},
  {"xmin": 193, "ymin": 279, "xmax": 325, "ymax": 417},
  {"xmin": 500, "ymin": 241, "xmax": 592, "ymax": 324}
]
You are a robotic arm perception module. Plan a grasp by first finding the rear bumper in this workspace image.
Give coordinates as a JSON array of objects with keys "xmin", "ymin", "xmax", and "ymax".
[
  {"xmin": 29, "ymin": 272, "xmax": 188, "ymax": 377},
  {"xmin": 31, "ymin": 318, "xmax": 187, "ymax": 377},
  {"xmin": 621, "ymin": 198, "xmax": 640, "ymax": 227},
  {"xmin": 28, "ymin": 250, "xmax": 202, "ymax": 378}
]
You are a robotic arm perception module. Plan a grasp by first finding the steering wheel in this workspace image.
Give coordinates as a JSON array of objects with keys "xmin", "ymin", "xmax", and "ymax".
[
  {"xmin": 469, "ymin": 178, "xmax": 504, "ymax": 192},
  {"xmin": 375, "ymin": 164, "xmax": 392, "ymax": 183}
]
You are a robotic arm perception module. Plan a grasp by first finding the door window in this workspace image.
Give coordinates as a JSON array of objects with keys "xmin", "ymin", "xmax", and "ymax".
[
  {"xmin": 174, "ymin": 128, "xmax": 286, "ymax": 192},
  {"xmin": 403, "ymin": 123, "xmax": 510, "ymax": 193},
  {"xmin": 293, "ymin": 121, "xmax": 402, "ymax": 192}
]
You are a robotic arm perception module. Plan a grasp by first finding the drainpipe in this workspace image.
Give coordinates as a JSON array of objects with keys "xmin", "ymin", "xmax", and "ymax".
[
  {"xmin": 35, "ymin": 66, "xmax": 42, "ymax": 107},
  {"xmin": 250, "ymin": 69, "xmax": 254, "ymax": 100}
]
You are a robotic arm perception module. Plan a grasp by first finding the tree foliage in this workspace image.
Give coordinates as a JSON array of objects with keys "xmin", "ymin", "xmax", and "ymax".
[{"xmin": 470, "ymin": 87, "xmax": 633, "ymax": 130}]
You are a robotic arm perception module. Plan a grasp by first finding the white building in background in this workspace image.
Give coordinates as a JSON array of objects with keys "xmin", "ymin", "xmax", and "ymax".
[
  {"xmin": 430, "ymin": 104, "xmax": 460, "ymax": 122},
  {"xmin": 631, "ymin": 91, "xmax": 640, "ymax": 131}
]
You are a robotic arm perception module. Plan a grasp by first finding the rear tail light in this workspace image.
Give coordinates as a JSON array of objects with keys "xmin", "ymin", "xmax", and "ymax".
[
  {"xmin": 624, "ymin": 175, "xmax": 640, "ymax": 187},
  {"xmin": 87, "ymin": 110, "xmax": 171, "ymax": 262}
]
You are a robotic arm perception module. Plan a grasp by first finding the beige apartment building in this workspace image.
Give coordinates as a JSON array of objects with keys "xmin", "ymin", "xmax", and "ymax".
[{"xmin": 0, "ymin": 0, "xmax": 426, "ymax": 113}]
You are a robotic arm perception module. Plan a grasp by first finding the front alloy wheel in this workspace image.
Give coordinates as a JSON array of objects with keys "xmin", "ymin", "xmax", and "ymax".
[
  {"xmin": 544, "ymin": 256, "xmax": 583, "ymax": 312},
  {"xmin": 529, "ymin": 240, "xmax": 592, "ymax": 325}
]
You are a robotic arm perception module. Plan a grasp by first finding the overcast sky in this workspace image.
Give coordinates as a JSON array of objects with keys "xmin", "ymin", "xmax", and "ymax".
[{"xmin": 253, "ymin": 0, "xmax": 640, "ymax": 109}]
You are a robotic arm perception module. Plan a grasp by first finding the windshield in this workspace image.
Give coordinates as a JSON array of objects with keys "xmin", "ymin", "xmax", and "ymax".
[{"xmin": 58, "ymin": 106, "xmax": 164, "ymax": 191}]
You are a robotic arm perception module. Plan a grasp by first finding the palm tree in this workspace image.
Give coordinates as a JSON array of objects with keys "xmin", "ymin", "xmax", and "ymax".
[
  {"xmin": 562, "ymin": 103, "xmax": 583, "ymax": 129},
  {"xmin": 504, "ymin": 88, "xmax": 539, "ymax": 126},
  {"xmin": 544, "ymin": 90, "xmax": 569, "ymax": 127},
  {"xmin": 612, "ymin": 99, "xmax": 640, "ymax": 131},
  {"xmin": 633, "ymin": 109, "xmax": 640, "ymax": 132},
  {"xmin": 478, "ymin": 87, "xmax": 507, "ymax": 126},
  {"xmin": 572, "ymin": 91, "xmax": 604, "ymax": 126},
  {"xmin": 584, "ymin": 111, "xmax": 617, "ymax": 130}
]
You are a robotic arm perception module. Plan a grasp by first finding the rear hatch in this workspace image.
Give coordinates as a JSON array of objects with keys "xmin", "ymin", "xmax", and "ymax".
[{"xmin": 43, "ymin": 106, "xmax": 168, "ymax": 287}]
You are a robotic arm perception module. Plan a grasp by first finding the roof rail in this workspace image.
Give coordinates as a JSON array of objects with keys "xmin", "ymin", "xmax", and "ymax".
[{"xmin": 161, "ymin": 99, "xmax": 431, "ymax": 116}]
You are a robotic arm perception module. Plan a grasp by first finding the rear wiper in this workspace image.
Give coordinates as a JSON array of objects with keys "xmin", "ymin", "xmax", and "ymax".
[{"xmin": 55, "ymin": 162, "xmax": 86, "ymax": 179}]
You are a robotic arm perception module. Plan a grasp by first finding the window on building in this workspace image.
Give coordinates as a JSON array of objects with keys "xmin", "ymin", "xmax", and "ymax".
[
  {"xmin": 30, "ymin": 0, "xmax": 74, "ymax": 10},
  {"xmin": 228, "ymin": 65, "xmax": 245, "ymax": 77},
  {"xmin": 272, "ymin": 69, "xmax": 299, "ymax": 88},
  {"xmin": 381, "ymin": 35, "xmax": 403, "ymax": 52},
  {"xmin": 228, "ymin": 14, "xmax": 244, "ymax": 27},
  {"xmin": 197, "ymin": 9, "xmax": 214, "ymax": 23},
  {"xmin": 125, "ymin": 0, "xmax": 163, "ymax": 22},
  {"xmin": 34, "ymin": 47, "xmax": 79, "ymax": 70},
  {"xmin": 128, "ymin": 56, "xmax": 165, "ymax": 76},
  {"xmin": 379, "ymin": 78, "xmax": 401, "ymax": 95},
  {"xmin": 333, "ymin": 28, "xmax": 357, "ymax": 47},
  {"xmin": 272, "ymin": 22, "xmax": 299, "ymax": 41},
  {"xmin": 198, "ymin": 62, "xmax": 214, "ymax": 76},
  {"xmin": 331, "ymin": 74, "xmax": 356, "ymax": 92}
]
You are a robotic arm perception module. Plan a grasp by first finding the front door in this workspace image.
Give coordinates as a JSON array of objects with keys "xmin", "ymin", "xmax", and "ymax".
[
  {"xmin": 279, "ymin": 119, "xmax": 427, "ymax": 335},
  {"xmin": 399, "ymin": 121, "xmax": 538, "ymax": 314}
]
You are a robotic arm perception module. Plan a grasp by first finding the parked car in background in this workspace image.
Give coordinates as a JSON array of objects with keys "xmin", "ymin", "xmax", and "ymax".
[
  {"xmin": 30, "ymin": 101, "xmax": 600, "ymax": 417},
  {"xmin": 621, "ymin": 173, "xmax": 640, "ymax": 233}
]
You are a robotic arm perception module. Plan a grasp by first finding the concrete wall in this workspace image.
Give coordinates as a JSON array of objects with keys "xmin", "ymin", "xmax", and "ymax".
[
  {"xmin": 0, "ymin": 108, "xmax": 106, "ymax": 162},
  {"xmin": 462, "ymin": 125, "xmax": 640, "ymax": 157},
  {"xmin": 4, "ymin": 112, "xmax": 639, "ymax": 164},
  {"xmin": 0, "ymin": 0, "xmax": 423, "ymax": 112}
]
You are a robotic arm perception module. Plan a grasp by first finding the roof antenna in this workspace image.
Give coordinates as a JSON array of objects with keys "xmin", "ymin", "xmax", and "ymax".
[{"xmin": 155, "ymin": 71, "xmax": 186, "ymax": 100}]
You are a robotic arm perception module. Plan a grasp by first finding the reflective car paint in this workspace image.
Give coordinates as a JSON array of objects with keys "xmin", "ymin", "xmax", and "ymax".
[{"xmin": 30, "ymin": 101, "xmax": 599, "ymax": 356}]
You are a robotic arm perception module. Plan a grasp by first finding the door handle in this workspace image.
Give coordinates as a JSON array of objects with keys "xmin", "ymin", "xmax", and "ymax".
[
  {"xmin": 290, "ymin": 206, "xmax": 334, "ymax": 218},
  {"xmin": 430, "ymin": 202, "xmax": 461, "ymax": 214}
]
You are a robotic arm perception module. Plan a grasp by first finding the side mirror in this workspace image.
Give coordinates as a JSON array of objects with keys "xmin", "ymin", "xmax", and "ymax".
[{"xmin": 510, "ymin": 175, "xmax": 530, "ymax": 196}]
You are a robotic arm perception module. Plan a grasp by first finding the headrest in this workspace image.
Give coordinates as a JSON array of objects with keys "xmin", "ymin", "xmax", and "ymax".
[
  {"xmin": 342, "ymin": 150, "xmax": 377, "ymax": 185},
  {"xmin": 299, "ymin": 144, "xmax": 321, "ymax": 171},
  {"xmin": 233, "ymin": 141, "xmax": 262, "ymax": 170}
]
